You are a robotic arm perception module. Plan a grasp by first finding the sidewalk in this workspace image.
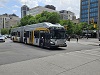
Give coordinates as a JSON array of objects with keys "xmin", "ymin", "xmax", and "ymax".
[
  {"xmin": 0, "ymin": 48, "xmax": 100, "ymax": 75},
  {"xmin": 67, "ymin": 38, "xmax": 100, "ymax": 46}
]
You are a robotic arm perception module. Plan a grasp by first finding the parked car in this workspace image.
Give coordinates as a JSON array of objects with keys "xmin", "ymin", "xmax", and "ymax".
[
  {"xmin": 0, "ymin": 35, "xmax": 5, "ymax": 42},
  {"xmin": 3, "ymin": 35, "xmax": 7, "ymax": 39}
]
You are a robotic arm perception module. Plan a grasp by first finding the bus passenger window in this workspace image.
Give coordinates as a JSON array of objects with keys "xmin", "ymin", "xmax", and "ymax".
[
  {"xmin": 18, "ymin": 32, "xmax": 20, "ymax": 37},
  {"xmin": 34, "ymin": 31, "xmax": 39, "ymax": 38},
  {"xmin": 25, "ymin": 31, "xmax": 29, "ymax": 37}
]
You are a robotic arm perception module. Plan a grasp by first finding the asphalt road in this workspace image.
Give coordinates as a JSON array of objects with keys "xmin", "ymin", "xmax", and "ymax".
[{"xmin": 0, "ymin": 38, "xmax": 99, "ymax": 66}]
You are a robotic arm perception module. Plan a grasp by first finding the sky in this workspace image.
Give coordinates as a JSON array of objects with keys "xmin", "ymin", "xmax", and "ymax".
[{"xmin": 0, "ymin": 0, "xmax": 80, "ymax": 18}]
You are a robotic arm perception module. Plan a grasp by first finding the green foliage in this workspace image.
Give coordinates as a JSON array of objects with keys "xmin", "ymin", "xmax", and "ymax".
[
  {"xmin": 48, "ymin": 12, "xmax": 60, "ymax": 24},
  {"xmin": 59, "ymin": 20, "xmax": 67, "ymax": 26},
  {"xmin": 73, "ymin": 22, "xmax": 89, "ymax": 35},
  {"xmin": 19, "ymin": 11, "xmax": 60, "ymax": 26},
  {"xmin": 74, "ymin": 24, "xmax": 82, "ymax": 35},
  {"xmin": 1, "ymin": 28, "xmax": 9, "ymax": 35},
  {"xmin": 59, "ymin": 20, "xmax": 92, "ymax": 35},
  {"xmin": 11, "ymin": 25, "xmax": 19, "ymax": 28},
  {"xmin": 66, "ymin": 20, "xmax": 75, "ymax": 35},
  {"xmin": 36, "ymin": 11, "xmax": 60, "ymax": 23},
  {"xmin": 41, "ymin": 11, "xmax": 50, "ymax": 19},
  {"xmin": 20, "ymin": 15, "xmax": 33, "ymax": 26},
  {"xmin": 80, "ymin": 22, "xmax": 97, "ymax": 30},
  {"xmin": 38, "ymin": 16, "xmax": 47, "ymax": 23},
  {"xmin": 88, "ymin": 24, "xmax": 97, "ymax": 30},
  {"xmin": 28, "ymin": 17, "xmax": 37, "ymax": 24},
  {"xmin": 35, "ymin": 14, "xmax": 42, "ymax": 22},
  {"xmin": 59, "ymin": 20, "xmax": 75, "ymax": 35}
]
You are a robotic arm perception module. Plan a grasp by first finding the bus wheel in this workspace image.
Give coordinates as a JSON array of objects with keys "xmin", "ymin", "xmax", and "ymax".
[{"xmin": 40, "ymin": 42, "xmax": 44, "ymax": 48}]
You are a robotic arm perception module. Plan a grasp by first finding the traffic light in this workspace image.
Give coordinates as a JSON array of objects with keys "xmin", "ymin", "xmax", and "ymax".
[
  {"xmin": 64, "ymin": 25, "xmax": 67, "ymax": 30},
  {"xmin": 91, "ymin": 18, "xmax": 94, "ymax": 24},
  {"xmin": 94, "ymin": 24, "xmax": 96, "ymax": 28}
]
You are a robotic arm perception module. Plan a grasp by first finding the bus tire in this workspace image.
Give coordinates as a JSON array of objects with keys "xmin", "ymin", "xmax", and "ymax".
[{"xmin": 40, "ymin": 42, "xmax": 44, "ymax": 48}]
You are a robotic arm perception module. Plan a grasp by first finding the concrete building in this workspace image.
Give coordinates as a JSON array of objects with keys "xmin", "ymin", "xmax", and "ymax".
[
  {"xmin": 45, "ymin": 5, "xmax": 56, "ymax": 10},
  {"xmin": 59, "ymin": 10, "xmax": 76, "ymax": 20},
  {"xmin": 21, "ymin": 5, "xmax": 29, "ymax": 18},
  {"xmin": 0, "ymin": 13, "xmax": 20, "ymax": 29},
  {"xmin": 71, "ymin": 18, "xmax": 80, "ymax": 24},
  {"xmin": 21, "ymin": 5, "xmax": 78, "ymax": 24},
  {"xmin": 27, "ymin": 6, "xmax": 58, "ymax": 16}
]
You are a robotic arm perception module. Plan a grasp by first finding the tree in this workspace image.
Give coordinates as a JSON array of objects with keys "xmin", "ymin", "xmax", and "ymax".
[
  {"xmin": 19, "ymin": 11, "xmax": 60, "ymax": 26},
  {"xmin": 66, "ymin": 20, "xmax": 75, "ymax": 35},
  {"xmin": 59, "ymin": 20, "xmax": 75, "ymax": 35},
  {"xmin": 59, "ymin": 20, "xmax": 68, "ymax": 26},
  {"xmin": 20, "ymin": 15, "xmax": 33, "ymax": 26},
  {"xmin": 40, "ymin": 11, "xmax": 60, "ymax": 23},
  {"xmin": 28, "ymin": 17, "xmax": 37, "ymax": 24},
  {"xmin": 11, "ymin": 25, "xmax": 19, "ymax": 28},
  {"xmin": 74, "ymin": 23, "xmax": 83, "ymax": 35},
  {"xmin": 35, "ymin": 11, "xmax": 60, "ymax": 24},
  {"xmin": 48, "ymin": 12, "xmax": 60, "ymax": 24},
  {"xmin": 1, "ymin": 28, "xmax": 9, "ymax": 35},
  {"xmin": 35, "ymin": 14, "xmax": 42, "ymax": 23}
]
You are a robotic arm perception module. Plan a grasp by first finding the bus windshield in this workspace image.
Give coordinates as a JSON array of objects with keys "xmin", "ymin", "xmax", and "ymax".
[{"xmin": 51, "ymin": 30, "xmax": 66, "ymax": 39}]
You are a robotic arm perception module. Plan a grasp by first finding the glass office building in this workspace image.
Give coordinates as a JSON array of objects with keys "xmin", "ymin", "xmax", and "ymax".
[{"xmin": 80, "ymin": 0, "xmax": 99, "ymax": 24}]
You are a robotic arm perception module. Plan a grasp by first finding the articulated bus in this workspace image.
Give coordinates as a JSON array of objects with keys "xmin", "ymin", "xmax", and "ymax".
[{"xmin": 11, "ymin": 22, "xmax": 67, "ymax": 48}]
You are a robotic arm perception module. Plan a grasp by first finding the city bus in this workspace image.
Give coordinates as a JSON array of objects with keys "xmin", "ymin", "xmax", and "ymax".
[{"xmin": 11, "ymin": 22, "xmax": 67, "ymax": 48}]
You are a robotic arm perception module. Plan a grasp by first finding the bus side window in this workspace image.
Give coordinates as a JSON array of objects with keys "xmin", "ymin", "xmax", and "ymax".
[
  {"xmin": 18, "ymin": 32, "xmax": 20, "ymax": 37},
  {"xmin": 25, "ymin": 31, "xmax": 29, "ymax": 38},
  {"xmin": 24, "ymin": 32, "xmax": 26, "ymax": 37},
  {"xmin": 34, "ymin": 31, "xmax": 39, "ymax": 38}
]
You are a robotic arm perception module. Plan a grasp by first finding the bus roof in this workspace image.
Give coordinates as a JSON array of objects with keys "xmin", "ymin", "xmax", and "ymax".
[{"xmin": 11, "ymin": 22, "xmax": 64, "ymax": 32}]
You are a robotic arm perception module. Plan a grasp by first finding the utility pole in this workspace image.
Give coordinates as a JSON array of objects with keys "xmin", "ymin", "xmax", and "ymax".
[
  {"xmin": 98, "ymin": 0, "xmax": 100, "ymax": 42},
  {"xmin": 87, "ymin": 0, "xmax": 90, "ymax": 39}
]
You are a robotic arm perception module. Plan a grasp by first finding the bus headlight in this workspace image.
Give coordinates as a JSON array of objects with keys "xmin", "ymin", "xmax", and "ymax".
[{"xmin": 50, "ymin": 41, "xmax": 55, "ymax": 45}]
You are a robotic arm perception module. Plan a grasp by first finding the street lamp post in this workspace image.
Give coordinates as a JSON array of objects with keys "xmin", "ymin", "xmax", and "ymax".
[
  {"xmin": 86, "ymin": 25, "xmax": 89, "ymax": 39},
  {"xmin": 97, "ymin": 1, "xmax": 100, "ymax": 39},
  {"xmin": 98, "ymin": 0, "xmax": 100, "ymax": 46},
  {"xmin": 87, "ymin": 0, "xmax": 90, "ymax": 39}
]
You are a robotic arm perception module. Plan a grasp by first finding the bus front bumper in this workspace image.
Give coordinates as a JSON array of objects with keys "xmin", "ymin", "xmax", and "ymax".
[{"xmin": 50, "ymin": 43, "xmax": 67, "ymax": 47}]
